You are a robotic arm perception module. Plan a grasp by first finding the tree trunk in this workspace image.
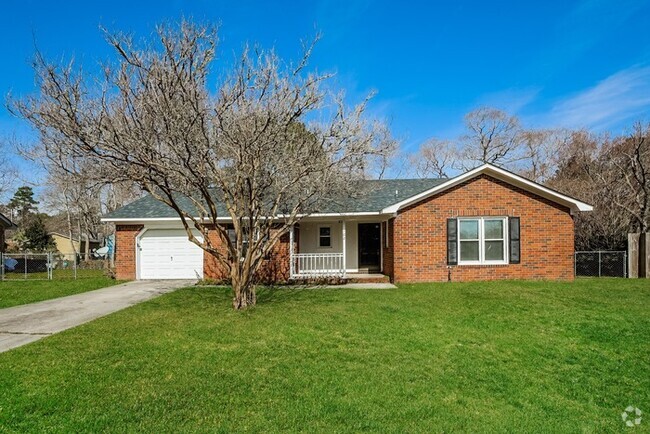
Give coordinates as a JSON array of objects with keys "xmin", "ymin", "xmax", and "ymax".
[
  {"xmin": 84, "ymin": 231, "xmax": 90, "ymax": 261},
  {"xmin": 76, "ymin": 217, "xmax": 83, "ymax": 263},
  {"xmin": 231, "ymin": 264, "xmax": 256, "ymax": 310},
  {"xmin": 63, "ymin": 188, "xmax": 78, "ymax": 256}
]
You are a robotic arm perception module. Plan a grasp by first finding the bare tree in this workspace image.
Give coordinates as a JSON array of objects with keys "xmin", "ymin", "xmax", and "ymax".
[
  {"xmin": 409, "ymin": 138, "xmax": 457, "ymax": 178},
  {"xmin": 410, "ymin": 108, "xmax": 533, "ymax": 179},
  {"xmin": 0, "ymin": 140, "xmax": 17, "ymax": 203},
  {"xmin": 18, "ymin": 126, "xmax": 139, "ymax": 261},
  {"xmin": 603, "ymin": 122, "xmax": 650, "ymax": 233},
  {"xmin": 548, "ymin": 129, "xmax": 636, "ymax": 250},
  {"xmin": 458, "ymin": 107, "xmax": 524, "ymax": 169},
  {"xmin": 518, "ymin": 128, "xmax": 566, "ymax": 183},
  {"xmin": 9, "ymin": 21, "xmax": 394, "ymax": 309}
]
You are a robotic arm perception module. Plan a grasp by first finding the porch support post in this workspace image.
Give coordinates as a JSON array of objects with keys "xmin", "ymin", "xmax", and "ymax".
[
  {"xmin": 289, "ymin": 224, "xmax": 295, "ymax": 278},
  {"xmin": 342, "ymin": 220, "xmax": 347, "ymax": 278}
]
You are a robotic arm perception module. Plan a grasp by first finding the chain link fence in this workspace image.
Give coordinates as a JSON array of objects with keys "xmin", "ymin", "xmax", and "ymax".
[
  {"xmin": 575, "ymin": 251, "xmax": 627, "ymax": 277},
  {"xmin": 1, "ymin": 252, "xmax": 109, "ymax": 280}
]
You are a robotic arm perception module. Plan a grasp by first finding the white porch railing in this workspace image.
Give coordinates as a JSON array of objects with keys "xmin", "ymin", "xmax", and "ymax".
[{"xmin": 290, "ymin": 253, "xmax": 345, "ymax": 278}]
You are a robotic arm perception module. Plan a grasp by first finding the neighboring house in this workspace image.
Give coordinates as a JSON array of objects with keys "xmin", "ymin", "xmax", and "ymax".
[
  {"xmin": 0, "ymin": 212, "xmax": 16, "ymax": 253},
  {"xmin": 50, "ymin": 232, "xmax": 101, "ymax": 257},
  {"xmin": 102, "ymin": 164, "xmax": 593, "ymax": 282}
]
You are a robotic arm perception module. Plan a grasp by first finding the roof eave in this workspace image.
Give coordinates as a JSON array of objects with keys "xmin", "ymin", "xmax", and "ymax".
[{"xmin": 101, "ymin": 211, "xmax": 387, "ymax": 224}]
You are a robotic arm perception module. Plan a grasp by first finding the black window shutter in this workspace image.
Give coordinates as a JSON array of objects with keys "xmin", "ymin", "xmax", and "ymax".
[
  {"xmin": 447, "ymin": 218, "xmax": 458, "ymax": 265},
  {"xmin": 509, "ymin": 217, "xmax": 520, "ymax": 264}
]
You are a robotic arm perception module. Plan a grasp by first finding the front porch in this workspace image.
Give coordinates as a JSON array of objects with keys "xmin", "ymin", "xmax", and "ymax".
[{"xmin": 288, "ymin": 219, "xmax": 388, "ymax": 280}]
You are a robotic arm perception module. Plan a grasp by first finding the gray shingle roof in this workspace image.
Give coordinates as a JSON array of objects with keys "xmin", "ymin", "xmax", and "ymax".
[{"xmin": 104, "ymin": 178, "xmax": 447, "ymax": 220}]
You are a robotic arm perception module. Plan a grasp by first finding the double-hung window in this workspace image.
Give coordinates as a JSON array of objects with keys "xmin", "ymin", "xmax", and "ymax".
[
  {"xmin": 458, "ymin": 217, "xmax": 507, "ymax": 264},
  {"xmin": 319, "ymin": 226, "xmax": 332, "ymax": 248}
]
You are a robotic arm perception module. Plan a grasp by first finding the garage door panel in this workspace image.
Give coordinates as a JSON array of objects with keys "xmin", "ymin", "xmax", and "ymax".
[{"xmin": 139, "ymin": 229, "xmax": 204, "ymax": 279}]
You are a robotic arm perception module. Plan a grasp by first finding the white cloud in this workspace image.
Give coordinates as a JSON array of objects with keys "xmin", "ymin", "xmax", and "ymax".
[
  {"xmin": 474, "ymin": 87, "xmax": 541, "ymax": 114},
  {"xmin": 547, "ymin": 65, "xmax": 650, "ymax": 129}
]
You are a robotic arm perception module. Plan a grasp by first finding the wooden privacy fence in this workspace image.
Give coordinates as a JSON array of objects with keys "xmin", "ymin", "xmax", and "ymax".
[{"xmin": 628, "ymin": 233, "xmax": 650, "ymax": 278}]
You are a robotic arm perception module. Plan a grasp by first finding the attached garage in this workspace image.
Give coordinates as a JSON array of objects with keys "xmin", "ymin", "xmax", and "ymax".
[{"xmin": 138, "ymin": 229, "xmax": 204, "ymax": 279}]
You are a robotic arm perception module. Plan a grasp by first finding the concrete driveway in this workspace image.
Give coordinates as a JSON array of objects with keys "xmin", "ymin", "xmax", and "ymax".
[{"xmin": 0, "ymin": 280, "xmax": 193, "ymax": 353}]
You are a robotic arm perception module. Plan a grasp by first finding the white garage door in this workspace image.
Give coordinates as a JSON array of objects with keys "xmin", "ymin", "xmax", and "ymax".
[{"xmin": 139, "ymin": 229, "xmax": 204, "ymax": 279}]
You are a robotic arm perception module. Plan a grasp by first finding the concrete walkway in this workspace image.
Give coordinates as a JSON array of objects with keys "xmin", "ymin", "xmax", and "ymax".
[{"xmin": 0, "ymin": 280, "xmax": 193, "ymax": 353}]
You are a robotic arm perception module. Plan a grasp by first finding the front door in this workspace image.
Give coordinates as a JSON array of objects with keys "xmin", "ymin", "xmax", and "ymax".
[{"xmin": 358, "ymin": 223, "xmax": 381, "ymax": 272}]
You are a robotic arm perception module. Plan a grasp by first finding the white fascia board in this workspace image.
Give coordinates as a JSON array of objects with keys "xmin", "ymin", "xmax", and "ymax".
[
  {"xmin": 288, "ymin": 212, "xmax": 383, "ymax": 218},
  {"xmin": 100, "ymin": 217, "xmax": 231, "ymax": 223},
  {"xmin": 381, "ymin": 164, "xmax": 594, "ymax": 214}
]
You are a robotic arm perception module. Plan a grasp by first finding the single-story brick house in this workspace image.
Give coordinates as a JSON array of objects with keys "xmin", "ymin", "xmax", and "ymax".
[
  {"xmin": 0, "ymin": 212, "xmax": 16, "ymax": 253},
  {"xmin": 103, "ymin": 164, "xmax": 592, "ymax": 283}
]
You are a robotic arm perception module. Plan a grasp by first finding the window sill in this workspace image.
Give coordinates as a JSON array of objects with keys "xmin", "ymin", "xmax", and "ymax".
[{"xmin": 456, "ymin": 263, "xmax": 510, "ymax": 268}]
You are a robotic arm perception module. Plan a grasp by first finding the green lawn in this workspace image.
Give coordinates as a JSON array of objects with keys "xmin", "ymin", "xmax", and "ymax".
[
  {"xmin": 0, "ymin": 279, "xmax": 648, "ymax": 432},
  {"xmin": 0, "ymin": 271, "xmax": 121, "ymax": 308}
]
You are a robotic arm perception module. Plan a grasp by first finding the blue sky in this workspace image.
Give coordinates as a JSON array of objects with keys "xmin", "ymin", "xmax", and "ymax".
[{"xmin": 1, "ymin": 0, "xmax": 650, "ymax": 174}]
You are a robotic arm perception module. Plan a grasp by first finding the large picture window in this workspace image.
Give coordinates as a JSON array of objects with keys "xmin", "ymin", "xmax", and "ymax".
[{"xmin": 458, "ymin": 217, "xmax": 507, "ymax": 264}]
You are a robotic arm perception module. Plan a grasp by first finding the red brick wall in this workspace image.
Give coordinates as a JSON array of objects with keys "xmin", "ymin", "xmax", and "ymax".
[
  {"xmin": 203, "ymin": 226, "xmax": 295, "ymax": 284},
  {"xmin": 203, "ymin": 228, "xmax": 229, "ymax": 281},
  {"xmin": 390, "ymin": 175, "xmax": 575, "ymax": 282},
  {"xmin": 115, "ymin": 225, "xmax": 143, "ymax": 280},
  {"xmin": 255, "ymin": 231, "xmax": 292, "ymax": 284}
]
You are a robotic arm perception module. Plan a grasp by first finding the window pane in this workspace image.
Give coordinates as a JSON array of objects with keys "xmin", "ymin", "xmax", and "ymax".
[
  {"xmin": 460, "ymin": 241, "xmax": 479, "ymax": 261},
  {"xmin": 319, "ymin": 236, "xmax": 331, "ymax": 247},
  {"xmin": 227, "ymin": 229, "xmax": 237, "ymax": 244},
  {"xmin": 485, "ymin": 240, "xmax": 504, "ymax": 261},
  {"xmin": 320, "ymin": 227, "xmax": 330, "ymax": 236},
  {"xmin": 484, "ymin": 220, "xmax": 503, "ymax": 239},
  {"xmin": 459, "ymin": 220, "xmax": 479, "ymax": 240}
]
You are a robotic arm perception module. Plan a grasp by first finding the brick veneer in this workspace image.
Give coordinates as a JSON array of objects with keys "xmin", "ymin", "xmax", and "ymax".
[
  {"xmin": 202, "ymin": 227, "xmax": 228, "ymax": 280},
  {"xmin": 115, "ymin": 224, "xmax": 143, "ymax": 280},
  {"xmin": 387, "ymin": 174, "xmax": 575, "ymax": 282},
  {"xmin": 202, "ymin": 226, "xmax": 295, "ymax": 283}
]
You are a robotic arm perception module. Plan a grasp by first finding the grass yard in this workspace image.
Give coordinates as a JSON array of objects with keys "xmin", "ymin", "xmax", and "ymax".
[
  {"xmin": 0, "ymin": 278, "xmax": 648, "ymax": 432},
  {"xmin": 0, "ymin": 270, "xmax": 121, "ymax": 308}
]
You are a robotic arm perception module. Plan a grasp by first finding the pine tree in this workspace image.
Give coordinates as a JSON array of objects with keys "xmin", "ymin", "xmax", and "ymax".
[
  {"xmin": 19, "ymin": 215, "xmax": 55, "ymax": 252},
  {"xmin": 7, "ymin": 186, "xmax": 39, "ymax": 222}
]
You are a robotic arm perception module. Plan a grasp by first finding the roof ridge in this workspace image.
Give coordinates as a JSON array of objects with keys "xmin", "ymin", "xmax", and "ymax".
[{"xmin": 360, "ymin": 177, "xmax": 447, "ymax": 182}]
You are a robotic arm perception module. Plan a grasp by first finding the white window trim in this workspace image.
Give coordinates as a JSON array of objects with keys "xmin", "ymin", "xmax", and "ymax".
[
  {"xmin": 458, "ymin": 217, "xmax": 508, "ymax": 265},
  {"xmin": 318, "ymin": 225, "xmax": 333, "ymax": 249}
]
